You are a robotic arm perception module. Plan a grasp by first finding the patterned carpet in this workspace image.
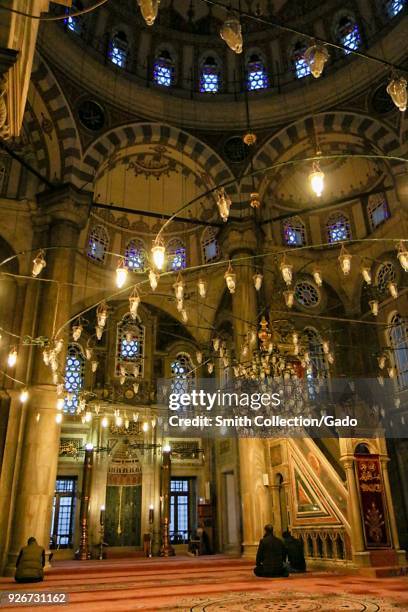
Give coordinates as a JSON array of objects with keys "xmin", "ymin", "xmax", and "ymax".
[{"xmin": 0, "ymin": 555, "xmax": 407, "ymax": 611}]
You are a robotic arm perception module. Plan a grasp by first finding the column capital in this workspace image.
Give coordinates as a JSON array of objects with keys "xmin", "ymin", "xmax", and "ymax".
[
  {"xmin": 219, "ymin": 219, "xmax": 259, "ymax": 259},
  {"xmin": 34, "ymin": 183, "xmax": 92, "ymax": 233}
]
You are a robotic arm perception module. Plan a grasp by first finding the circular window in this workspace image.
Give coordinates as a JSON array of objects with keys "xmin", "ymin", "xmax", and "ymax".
[
  {"xmin": 223, "ymin": 136, "xmax": 249, "ymax": 163},
  {"xmin": 294, "ymin": 281, "xmax": 320, "ymax": 308},
  {"xmin": 371, "ymin": 83, "xmax": 395, "ymax": 115},
  {"xmin": 77, "ymin": 100, "xmax": 105, "ymax": 131},
  {"xmin": 376, "ymin": 261, "xmax": 396, "ymax": 293}
]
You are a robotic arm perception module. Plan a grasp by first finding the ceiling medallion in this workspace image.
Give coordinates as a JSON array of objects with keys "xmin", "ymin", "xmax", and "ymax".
[{"xmin": 126, "ymin": 145, "xmax": 177, "ymax": 179}]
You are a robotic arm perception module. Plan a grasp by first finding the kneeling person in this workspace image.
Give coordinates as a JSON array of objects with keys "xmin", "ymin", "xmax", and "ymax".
[
  {"xmin": 15, "ymin": 537, "xmax": 45, "ymax": 583},
  {"xmin": 254, "ymin": 525, "xmax": 289, "ymax": 578},
  {"xmin": 283, "ymin": 530, "xmax": 306, "ymax": 573}
]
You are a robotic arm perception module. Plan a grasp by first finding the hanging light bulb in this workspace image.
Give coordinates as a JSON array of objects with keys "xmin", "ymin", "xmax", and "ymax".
[
  {"xmin": 151, "ymin": 240, "xmax": 165, "ymax": 271},
  {"xmin": 149, "ymin": 269, "xmax": 159, "ymax": 291},
  {"xmin": 129, "ymin": 290, "xmax": 141, "ymax": 319},
  {"xmin": 85, "ymin": 411, "xmax": 92, "ymax": 423},
  {"xmin": 142, "ymin": 421, "xmax": 149, "ymax": 432},
  {"xmin": 55, "ymin": 413, "xmax": 63, "ymax": 424},
  {"xmin": 213, "ymin": 337, "xmax": 220, "ymax": 352},
  {"xmin": 56, "ymin": 398, "xmax": 64, "ymax": 411},
  {"xmin": 313, "ymin": 268, "xmax": 322, "ymax": 287},
  {"xmin": 7, "ymin": 347, "xmax": 17, "ymax": 368},
  {"xmin": 216, "ymin": 187, "xmax": 232, "ymax": 222},
  {"xmin": 253, "ymin": 272, "xmax": 263, "ymax": 291},
  {"xmin": 115, "ymin": 257, "xmax": 128, "ymax": 289},
  {"xmin": 85, "ymin": 347, "xmax": 92, "ymax": 360},
  {"xmin": 196, "ymin": 351, "xmax": 203, "ymax": 364},
  {"xmin": 309, "ymin": 161, "xmax": 325, "ymax": 197},
  {"xmin": 361, "ymin": 265, "xmax": 372, "ymax": 284},
  {"xmin": 72, "ymin": 324, "xmax": 83, "ymax": 341},
  {"xmin": 207, "ymin": 361, "xmax": 214, "ymax": 374},
  {"xmin": 304, "ymin": 43, "xmax": 329, "ymax": 78},
  {"xmin": 181, "ymin": 309, "xmax": 188, "ymax": 323},
  {"xmin": 397, "ymin": 241, "xmax": 408, "ymax": 271},
  {"xmin": 280, "ymin": 259, "xmax": 293, "ymax": 286},
  {"xmin": 338, "ymin": 245, "xmax": 352, "ymax": 276},
  {"xmin": 197, "ymin": 278, "xmax": 207, "ymax": 298},
  {"xmin": 284, "ymin": 289, "xmax": 295, "ymax": 309},
  {"xmin": 101, "ymin": 416, "xmax": 108, "ymax": 428},
  {"xmin": 173, "ymin": 274, "xmax": 184, "ymax": 300},
  {"xmin": 20, "ymin": 388, "xmax": 28, "ymax": 403},
  {"xmin": 137, "ymin": 0, "xmax": 160, "ymax": 26},
  {"xmin": 97, "ymin": 302, "xmax": 108, "ymax": 328},
  {"xmin": 224, "ymin": 262, "xmax": 236, "ymax": 294},
  {"xmin": 386, "ymin": 76, "xmax": 407, "ymax": 112},
  {"xmin": 378, "ymin": 354, "xmax": 387, "ymax": 370},
  {"xmin": 250, "ymin": 192, "xmax": 261, "ymax": 209},
  {"xmin": 91, "ymin": 360, "xmax": 98, "ymax": 373},
  {"xmin": 220, "ymin": 17, "xmax": 243, "ymax": 54},
  {"xmin": 32, "ymin": 250, "xmax": 46, "ymax": 277},
  {"xmin": 369, "ymin": 299, "xmax": 379, "ymax": 316},
  {"xmin": 95, "ymin": 326, "xmax": 103, "ymax": 341},
  {"xmin": 388, "ymin": 281, "xmax": 398, "ymax": 299}
]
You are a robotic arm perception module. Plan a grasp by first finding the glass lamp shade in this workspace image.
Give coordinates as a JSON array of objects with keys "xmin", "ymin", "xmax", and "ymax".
[
  {"xmin": 304, "ymin": 44, "xmax": 329, "ymax": 78},
  {"xmin": 137, "ymin": 0, "xmax": 160, "ymax": 26},
  {"xmin": 280, "ymin": 261, "xmax": 293, "ymax": 286},
  {"xmin": 388, "ymin": 281, "xmax": 398, "ymax": 299},
  {"xmin": 387, "ymin": 76, "xmax": 407, "ymax": 112},
  {"xmin": 173, "ymin": 276, "xmax": 184, "ymax": 300},
  {"xmin": 151, "ymin": 242, "xmax": 165, "ymax": 270},
  {"xmin": 220, "ymin": 18, "xmax": 243, "ymax": 54},
  {"xmin": 196, "ymin": 351, "xmax": 203, "ymax": 364},
  {"xmin": 284, "ymin": 289, "xmax": 295, "ymax": 308},
  {"xmin": 338, "ymin": 247, "xmax": 352, "ymax": 275},
  {"xmin": 312, "ymin": 269, "xmax": 322, "ymax": 286},
  {"xmin": 116, "ymin": 259, "xmax": 128, "ymax": 288},
  {"xmin": 224, "ymin": 264, "xmax": 236, "ymax": 293},
  {"xmin": 253, "ymin": 272, "xmax": 263, "ymax": 291},
  {"xmin": 20, "ymin": 388, "xmax": 29, "ymax": 403},
  {"xmin": 361, "ymin": 266, "xmax": 372, "ymax": 284},
  {"xmin": 91, "ymin": 360, "xmax": 98, "ymax": 372},
  {"xmin": 95, "ymin": 325, "xmax": 103, "ymax": 340},
  {"xmin": 322, "ymin": 340, "xmax": 330, "ymax": 354},
  {"xmin": 181, "ymin": 309, "xmax": 188, "ymax": 323},
  {"xmin": 207, "ymin": 361, "xmax": 214, "ymax": 374},
  {"xmin": 377, "ymin": 354, "xmax": 386, "ymax": 370},
  {"xmin": 369, "ymin": 299, "xmax": 379, "ymax": 316},
  {"xmin": 198, "ymin": 278, "xmax": 207, "ymax": 298},
  {"xmin": 149, "ymin": 269, "xmax": 159, "ymax": 290},
  {"xmin": 7, "ymin": 347, "xmax": 17, "ymax": 367},
  {"xmin": 309, "ymin": 162, "xmax": 325, "ymax": 197},
  {"xmin": 129, "ymin": 293, "xmax": 141, "ymax": 319},
  {"xmin": 72, "ymin": 324, "xmax": 83, "ymax": 341},
  {"xmin": 397, "ymin": 242, "xmax": 408, "ymax": 271},
  {"xmin": 217, "ymin": 187, "xmax": 232, "ymax": 222},
  {"xmin": 176, "ymin": 298, "xmax": 184, "ymax": 312},
  {"xmin": 97, "ymin": 302, "xmax": 108, "ymax": 327},
  {"xmin": 32, "ymin": 250, "xmax": 46, "ymax": 277},
  {"xmin": 250, "ymin": 192, "xmax": 261, "ymax": 209},
  {"xmin": 213, "ymin": 337, "xmax": 220, "ymax": 352}
]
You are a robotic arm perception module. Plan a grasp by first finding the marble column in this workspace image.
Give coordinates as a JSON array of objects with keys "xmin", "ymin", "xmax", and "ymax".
[
  {"xmin": 340, "ymin": 457, "xmax": 367, "ymax": 565},
  {"xmin": 4, "ymin": 185, "xmax": 90, "ymax": 574},
  {"xmin": 220, "ymin": 221, "xmax": 272, "ymax": 558}
]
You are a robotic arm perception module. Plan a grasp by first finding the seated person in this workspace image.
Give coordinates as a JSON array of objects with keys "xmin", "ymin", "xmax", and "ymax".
[
  {"xmin": 15, "ymin": 537, "xmax": 45, "ymax": 583},
  {"xmin": 282, "ymin": 530, "xmax": 306, "ymax": 573},
  {"xmin": 254, "ymin": 524, "xmax": 289, "ymax": 578},
  {"xmin": 188, "ymin": 524, "xmax": 212, "ymax": 556}
]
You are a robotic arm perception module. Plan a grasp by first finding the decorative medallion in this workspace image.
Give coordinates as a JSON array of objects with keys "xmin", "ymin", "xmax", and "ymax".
[
  {"xmin": 77, "ymin": 99, "xmax": 105, "ymax": 131},
  {"xmin": 126, "ymin": 145, "xmax": 178, "ymax": 179}
]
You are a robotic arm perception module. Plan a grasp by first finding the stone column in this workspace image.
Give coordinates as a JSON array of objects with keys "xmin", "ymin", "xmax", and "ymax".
[
  {"xmin": 5, "ymin": 185, "xmax": 90, "ymax": 574},
  {"xmin": 220, "ymin": 221, "xmax": 272, "ymax": 558},
  {"xmin": 88, "ymin": 421, "xmax": 108, "ymax": 551},
  {"xmin": 340, "ymin": 457, "xmax": 367, "ymax": 564}
]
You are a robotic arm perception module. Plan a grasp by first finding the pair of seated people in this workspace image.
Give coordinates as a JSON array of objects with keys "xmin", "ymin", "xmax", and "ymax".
[{"xmin": 254, "ymin": 525, "xmax": 306, "ymax": 577}]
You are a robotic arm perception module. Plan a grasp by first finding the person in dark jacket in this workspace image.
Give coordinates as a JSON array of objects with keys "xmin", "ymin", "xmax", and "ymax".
[
  {"xmin": 282, "ymin": 530, "xmax": 306, "ymax": 573},
  {"xmin": 15, "ymin": 537, "xmax": 45, "ymax": 583},
  {"xmin": 254, "ymin": 525, "xmax": 289, "ymax": 577}
]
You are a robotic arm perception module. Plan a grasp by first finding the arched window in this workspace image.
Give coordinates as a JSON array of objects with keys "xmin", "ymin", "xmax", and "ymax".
[
  {"xmin": 64, "ymin": 0, "xmax": 83, "ymax": 34},
  {"xmin": 376, "ymin": 261, "xmax": 396, "ymax": 294},
  {"xmin": 283, "ymin": 217, "xmax": 306, "ymax": 246},
  {"xmin": 167, "ymin": 239, "xmax": 186, "ymax": 271},
  {"xmin": 326, "ymin": 212, "xmax": 351, "ymax": 243},
  {"xmin": 116, "ymin": 313, "xmax": 145, "ymax": 377},
  {"xmin": 87, "ymin": 225, "xmax": 110, "ymax": 263},
  {"xmin": 292, "ymin": 41, "xmax": 310, "ymax": 79},
  {"xmin": 171, "ymin": 352, "xmax": 195, "ymax": 395},
  {"xmin": 247, "ymin": 53, "xmax": 268, "ymax": 90},
  {"xmin": 201, "ymin": 227, "xmax": 220, "ymax": 263},
  {"xmin": 295, "ymin": 281, "xmax": 320, "ymax": 308},
  {"xmin": 386, "ymin": 0, "xmax": 406, "ymax": 17},
  {"xmin": 303, "ymin": 328, "xmax": 329, "ymax": 399},
  {"xmin": 125, "ymin": 238, "xmax": 147, "ymax": 271},
  {"xmin": 200, "ymin": 56, "xmax": 220, "ymax": 93},
  {"xmin": 336, "ymin": 16, "xmax": 361, "ymax": 54},
  {"xmin": 367, "ymin": 193, "xmax": 390, "ymax": 230},
  {"xmin": 64, "ymin": 344, "xmax": 85, "ymax": 413},
  {"xmin": 153, "ymin": 49, "xmax": 174, "ymax": 87},
  {"xmin": 388, "ymin": 313, "xmax": 408, "ymax": 389},
  {"xmin": 109, "ymin": 31, "xmax": 129, "ymax": 68}
]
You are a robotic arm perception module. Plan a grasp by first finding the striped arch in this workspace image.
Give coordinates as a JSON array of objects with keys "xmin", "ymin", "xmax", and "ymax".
[
  {"xmin": 29, "ymin": 53, "xmax": 82, "ymax": 184},
  {"xmin": 71, "ymin": 123, "xmax": 237, "ymax": 196},
  {"xmin": 241, "ymin": 111, "xmax": 403, "ymax": 196}
]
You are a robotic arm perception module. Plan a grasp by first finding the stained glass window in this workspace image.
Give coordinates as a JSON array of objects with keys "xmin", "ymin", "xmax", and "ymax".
[
  {"xmin": 337, "ymin": 17, "xmax": 361, "ymax": 55},
  {"xmin": 326, "ymin": 212, "xmax": 351, "ymax": 243},
  {"xmin": 201, "ymin": 227, "xmax": 220, "ymax": 263},
  {"xmin": 125, "ymin": 239, "xmax": 147, "ymax": 271},
  {"xmin": 153, "ymin": 50, "xmax": 174, "ymax": 87},
  {"xmin": 109, "ymin": 31, "xmax": 129, "ymax": 68},
  {"xmin": 293, "ymin": 42, "xmax": 310, "ymax": 79},
  {"xmin": 295, "ymin": 282, "xmax": 320, "ymax": 308},
  {"xmin": 116, "ymin": 313, "xmax": 145, "ymax": 377},
  {"xmin": 167, "ymin": 239, "xmax": 186, "ymax": 271},
  {"xmin": 386, "ymin": 0, "xmax": 406, "ymax": 16},
  {"xmin": 367, "ymin": 193, "xmax": 390, "ymax": 230},
  {"xmin": 376, "ymin": 261, "xmax": 396, "ymax": 294},
  {"xmin": 389, "ymin": 313, "xmax": 408, "ymax": 389},
  {"xmin": 283, "ymin": 217, "xmax": 306, "ymax": 246},
  {"xmin": 171, "ymin": 353, "xmax": 194, "ymax": 395},
  {"xmin": 87, "ymin": 225, "xmax": 109, "ymax": 263},
  {"xmin": 200, "ymin": 57, "xmax": 220, "ymax": 93},
  {"xmin": 64, "ymin": 345, "xmax": 84, "ymax": 413},
  {"xmin": 247, "ymin": 54, "xmax": 268, "ymax": 90}
]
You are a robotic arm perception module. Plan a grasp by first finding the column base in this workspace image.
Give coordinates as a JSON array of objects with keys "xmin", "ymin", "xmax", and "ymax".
[{"xmin": 241, "ymin": 543, "xmax": 258, "ymax": 560}]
